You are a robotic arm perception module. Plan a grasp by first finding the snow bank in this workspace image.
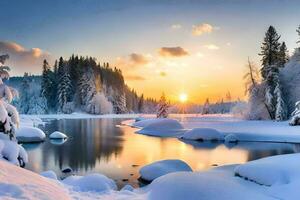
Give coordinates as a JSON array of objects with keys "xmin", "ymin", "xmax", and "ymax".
[
  {"xmin": 234, "ymin": 153, "xmax": 300, "ymax": 186},
  {"xmin": 147, "ymin": 166, "xmax": 272, "ymax": 200},
  {"xmin": 132, "ymin": 118, "xmax": 157, "ymax": 128},
  {"xmin": 16, "ymin": 126, "xmax": 46, "ymax": 142},
  {"xmin": 0, "ymin": 160, "xmax": 71, "ymax": 199},
  {"xmin": 136, "ymin": 119, "xmax": 185, "ymax": 137},
  {"xmin": 40, "ymin": 170, "xmax": 58, "ymax": 180},
  {"xmin": 62, "ymin": 174, "xmax": 117, "ymax": 193},
  {"xmin": 180, "ymin": 128, "xmax": 224, "ymax": 141},
  {"xmin": 49, "ymin": 131, "xmax": 68, "ymax": 139},
  {"xmin": 139, "ymin": 159, "xmax": 192, "ymax": 182},
  {"xmin": 224, "ymin": 134, "xmax": 238, "ymax": 143},
  {"xmin": 0, "ymin": 135, "xmax": 28, "ymax": 166}
]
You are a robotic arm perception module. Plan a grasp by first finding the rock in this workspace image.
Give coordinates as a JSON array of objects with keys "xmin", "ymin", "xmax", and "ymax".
[
  {"xmin": 62, "ymin": 167, "xmax": 73, "ymax": 173},
  {"xmin": 49, "ymin": 131, "xmax": 67, "ymax": 139}
]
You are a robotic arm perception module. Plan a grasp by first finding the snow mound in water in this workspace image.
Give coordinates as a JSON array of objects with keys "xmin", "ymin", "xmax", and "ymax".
[
  {"xmin": 147, "ymin": 168, "xmax": 272, "ymax": 200},
  {"xmin": 139, "ymin": 159, "xmax": 192, "ymax": 181},
  {"xmin": 132, "ymin": 118, "xmax": 157, "ymax": 128},
  {"xmin": 16, "ymin": 126, "xmax": 46, "ymax": 142},
  {"xmin": 180, "ymin": 128, "xmax": 223, "ymax": 141},
  {"xmin": 136, "ymin": 119, "xmax": 185, "ymax": 137},
  {"xmin": 62, "ymin": 173, "xmax": 117, "ymax": 193},
  {"xmin": 49, "ymin": 131, "xmax": 67, "ymax": 139},
  {"xmin": 224, "ymin": 134, "xmax": 238, "ymax": 143},
  {"xmin": 40, "ymin": 170, "xmax": 58, "ymax": 180},
  {"xmin": 234, "ymin": 153, "xmax": 300, "ymax": 186}
]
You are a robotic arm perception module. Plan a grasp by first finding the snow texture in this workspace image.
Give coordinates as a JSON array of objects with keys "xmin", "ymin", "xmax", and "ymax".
[
  {"xmin": 180, "ymin": 128, "xmax": 224, "ymax": 141},
  {"xmin": 16, "ymin": 126, "xmax": 46, "ymax": 142},
  {"xmin": 49, "ymin": 131, "xmax": 67, "ymax": 139},
  {"xmin": 139, "ymin": 159, "xmax": 192, "ymax": 182},
  {"xmin": 136, "ymin": 118, "xmax": 185, "ymax": 137},
  {"xmin": 62, "ymin": 174, "xmax": 117, "ymax": 193},
  {"xmin": 40, "ymin": 170, "xmax": 58, "ymax": 180}
]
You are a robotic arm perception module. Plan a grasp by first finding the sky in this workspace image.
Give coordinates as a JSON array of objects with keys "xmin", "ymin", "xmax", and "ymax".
[{"xmin": 0, "ymin": 0, "xmax": 300, "ymax": 103}]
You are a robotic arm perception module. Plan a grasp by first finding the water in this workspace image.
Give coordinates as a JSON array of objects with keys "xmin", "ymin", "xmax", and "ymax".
[{"xmin": 23, "ymin": 118, "xmax": 300, "ymax": 188}]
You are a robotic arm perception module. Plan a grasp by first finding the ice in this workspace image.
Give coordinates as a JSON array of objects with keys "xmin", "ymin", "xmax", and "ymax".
[
  {"xmin": 180, "ymin": 128, "xmax": 224, "ymax": 141},
  {"xmin": 16, "ymin": 126, "xmax": 46, "ymax": 142},
  {"xmin": 136, "ymin": 118, "xmax": 185, "ymax": 137},
  {"xmin": 49, "ymin": 131, "xmax": 68, "ymax": 139},
  {"xmin": 139, "ymin": 159, "xmax": 192, "ymax": 182}
]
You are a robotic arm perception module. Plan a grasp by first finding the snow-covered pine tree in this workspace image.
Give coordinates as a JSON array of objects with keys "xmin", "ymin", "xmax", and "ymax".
[
  {"xmin": 138, "ymin": 94, "xmax": 144, "ymax": 113},
  {"xmin": 57, "ymin": 59, "xmax": 72, "ymax": 113},
  {"xmin": 156, "ymin": 93, "xmax": 169, "ymax": 118},
  {"xmin": 202, "ymin": 98, "xmax": 210, "ymax": 114},
  {"xmin": 297, "ymin": 25, "xmax": 300, "ymax": 45},
  {"xmin": 113, "ymin": 92, "xmax": 127, "ymax": 114},
  {"xmin": 259, "ymin": 26, "xmax": 284, "ymax": 120},
  {"xmin": 274, "ymin": 79, "xmax": 287, "ymax": 121},
  {"xmin": 41, "ymin": 59, "xmax": 53, "ymax": 112},
  {"xmin": 278, "ymin": 42, "xmax": 289, "ymax": 68}
]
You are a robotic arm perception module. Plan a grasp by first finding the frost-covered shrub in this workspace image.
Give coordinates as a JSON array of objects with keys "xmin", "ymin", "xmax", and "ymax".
[
  {"xmin": 62, "ymin": 102, "xmax": 75, "ymax": 114},
  {"xmin": 86, "ymin": 92, "xmax": 113, "ymax": 114}
]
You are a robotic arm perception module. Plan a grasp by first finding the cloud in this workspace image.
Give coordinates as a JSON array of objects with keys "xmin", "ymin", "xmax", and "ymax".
[
  {"xmin": 192, "ymin": 23, "xmax": 216, "ymax": 36},
  {"xmin": 171, "ymin": 24, "xmax": 182, "ymax": 29},
  {"xmin": 125, "ymin": 74, "xmax": 146, "ymax": 81},
  {"xmin": 158, "ymin": 47, "xmax": 189, "ymax": 57},
  {"xmin": 129, "ymin": 53, "xmax": 149, "ymax": 65},
  {"xmin": 0, "ymin": 41, "xmax": 52, "ymax": 75},
  {"xmin": 204, "ymin": 44, "xmax": 220, "ymax": 50}
]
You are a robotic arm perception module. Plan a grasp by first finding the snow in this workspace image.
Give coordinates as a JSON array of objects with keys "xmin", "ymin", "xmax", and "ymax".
[
  {"xmin": 180, "ymin": 114, "xmax": 300, "ymax": 143},
  {"xmin": 40, "ymin": 170, "xmax": 58, "ymax": 180},
  {"xmin": 146, "ymin": 165, "xmax": 273, "ymax": 200},
  {"xmin": 180, "ymin": 128, "xmax": 224, "ymax": 141},
  {"xmin": 49, "ymin": 131, "xmax": 68, "ymax": 139},
  {"xmin": 224, "ymin": 134, "xmax": 238, "ymax": 143},
  {"xmin": 139, "ymin": 159, "xmax": 192, "ymax": 182},
  {"xmin": 234, "ymin": 153, "xmax": 300, "ymax": 186},
  {"xmin": 136, "ymin": 118, "xmax": 186, "ymax": 137},
  {"xmin": 16, "ymin": 126, "xmax": 46, "ymax": 142},
  {"xmin": 62, "ymin": 174, "xmax": 117, "ymax": 193}
]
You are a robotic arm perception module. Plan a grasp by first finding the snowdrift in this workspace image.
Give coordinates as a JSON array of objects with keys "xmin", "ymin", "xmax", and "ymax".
[
  {"xmin": 139, "ymin": 159, "xmax": 192, "ymax": 182},
  {"xmin": 136, "ymin": 119, "xmax": 185, "ymax": 137},
  {"xmin": 62, "ymin": 174, "xmax": 117, "ymax": 193},
  {"xmin": 180, "ymin": 128, "xmax": 224, "ymax": 141},
  {"xmin": 16, "ymin": 126, "xmax": 46, "ymax": 143},
  {"xmin": 234, "ymin": 153, "xmax": 300, "ymax": 186}
]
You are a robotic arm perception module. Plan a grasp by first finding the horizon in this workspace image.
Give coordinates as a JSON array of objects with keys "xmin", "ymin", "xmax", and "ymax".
[{"xmin": 1, "ymin": 0, "xmax": 300, "ymax": 103}]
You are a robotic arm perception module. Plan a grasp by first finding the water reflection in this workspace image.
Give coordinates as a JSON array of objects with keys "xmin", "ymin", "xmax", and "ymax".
[{"xmin": 23, "ymin": 118, "xmax": 300, "ymax": 188}]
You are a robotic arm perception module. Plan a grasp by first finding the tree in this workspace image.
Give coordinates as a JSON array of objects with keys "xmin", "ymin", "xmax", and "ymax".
[
  {"xmin": 138, "ymin": 94, "xmax": 144, "ymax": 113},
  {"xmin": 259, "ymin": 26, "xmax": 281, "ymax": 79},
  {"xmin": 297, "ymin": 25, "xmax": 300, "ymax": 44},
  {"xmin": 278, "ymin": 42, "xmax": 289, "ymax": 68},
  {"xmin": 57, "ymin": 61, "xmax": 72, "ymax": 113},
  {"xmin": 202, "ymin": 98, "xmax": 210, "ymax": 114},
  {"xmin": 156, "ymin": 93, "xmax": 169, "ymax": 118},
  {"xmin": 41, "ymin": 59, "xmax": 53, "ymax": 111},
  {"xmin": 274, "ymin": 80, "xmax": 286, "ymax": 121}
]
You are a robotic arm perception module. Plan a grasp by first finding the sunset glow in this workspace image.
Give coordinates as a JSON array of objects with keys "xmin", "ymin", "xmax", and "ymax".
[{"xmin": 179, "ymin": 93, "xmax": 188, "ymax": 103}]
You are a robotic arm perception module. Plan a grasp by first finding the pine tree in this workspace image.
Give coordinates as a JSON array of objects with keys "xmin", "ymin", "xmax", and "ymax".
[
  {"xmin": 156, "ymin": 93, "xmax": 169, "ymax": 118},
  {"xmin": 202, "ymin": 98, "xmax": 210, "ymax": 114},
  {"xmin": 41, "ymin": 59, "xmax": 53, "ymax": 112},
  {"xmin": 278, "ymin": 42, "xmax": 289, "ymax": 68},
  {"xmin": 138, "ymin": 94, "xmax": 144, "ymax": 113},
  {"xmin": 57, "ymin": 60, "xmax": 72, "ymax": 112},
  {"xmin": 297, "ymin": 25, "xmax": 300, "ymax": 44},
  {"xmin": 259, "ymin": 26, "xmax": 281, "ymax": 79},
  {"xmin": 274, "ymin": 79, "xmax": 286, "ymax": 121}
]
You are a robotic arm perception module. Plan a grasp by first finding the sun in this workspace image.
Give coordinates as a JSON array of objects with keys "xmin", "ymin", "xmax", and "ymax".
[{"xmin": 179, "ymin": 93, "xmax": 188, "ymax": 103}]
